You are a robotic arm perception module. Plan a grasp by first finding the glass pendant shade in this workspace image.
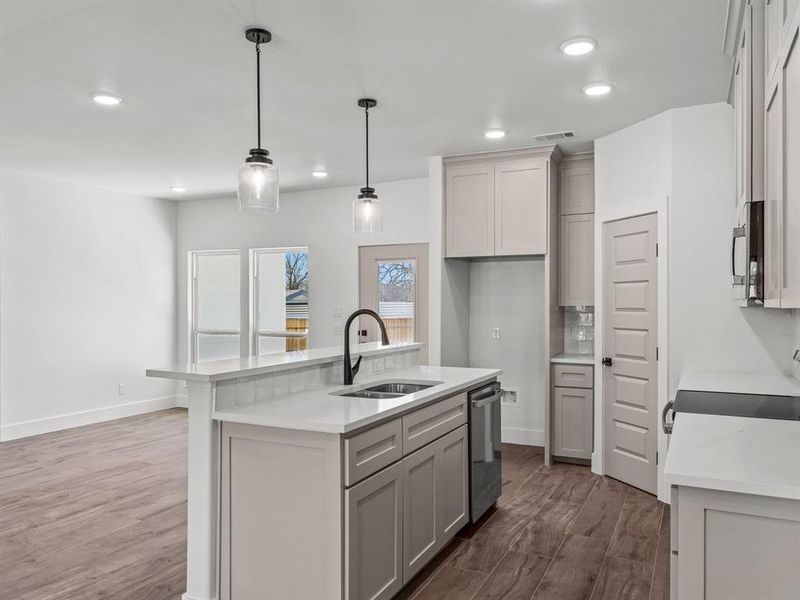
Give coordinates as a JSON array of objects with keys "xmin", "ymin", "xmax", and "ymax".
[
  {"xmin": 353, "ymin": 189, "xmax": 382, "ymax": 233},
  {"xmin": 238, "ymin": 152, "xmax": 279, "ymax": 213}
]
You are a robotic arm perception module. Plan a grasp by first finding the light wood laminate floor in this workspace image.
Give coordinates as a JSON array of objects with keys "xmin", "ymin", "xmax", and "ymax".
[{"xmin": 0, "ymin": 410, "xmax": 669, "ymax": 600}]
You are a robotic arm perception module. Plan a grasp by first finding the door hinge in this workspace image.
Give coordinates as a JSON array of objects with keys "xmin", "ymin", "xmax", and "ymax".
[
  {"xmin": 656, "ymin": 346, "xmax": 659, "ymax": 361},
  {"xmin": 655, "ymin": 242, "xmax": 659, "ymax": 257},
  {"xmin": 656, "ymin": 451, "xmax": 659, "ymax": 465}
]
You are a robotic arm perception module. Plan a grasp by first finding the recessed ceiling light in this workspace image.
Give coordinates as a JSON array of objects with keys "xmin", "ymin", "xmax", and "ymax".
[
  {"xmin": 582, "ymin": 82, "xmax": 614, "ymax": 96},
  {"xmin": 483, "ymin": 129, "xmax": 506, "ymax": 139},
  {"xmin": 312, "ymin": 170, "xmax": 328, "ymax": 178},
  {"xmin": 560, "ymin": 38, "xmax": 597, "ymax": 56},
  {"xmin": 91, "ymin": 92, "xmax": 122, "ymax": 106},
  {"xmin": 170, "ymin": 186, "xmax": 186, "ymax": 193}
]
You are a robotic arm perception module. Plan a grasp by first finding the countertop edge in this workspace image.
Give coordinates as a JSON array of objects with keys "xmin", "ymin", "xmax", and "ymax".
[
  {"xmin": 212, "ymin": 368, "xmax": 502, "ymax": 434},
  {"xmin": 147, "ymin": 343, "xmax": 423, "ymax": 382}
]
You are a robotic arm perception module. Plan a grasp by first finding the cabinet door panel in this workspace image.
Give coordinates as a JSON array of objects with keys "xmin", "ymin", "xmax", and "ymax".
[
  {"xmin": 345, "ymin": 463, "xmax": 403, "ymax": 600},
  {"xmin": 560, "ymin": 162, "xmax": 595, "ymax": 215},
  {"xmin": 494, "ymin": 158, "xmax": 548, "ymax": 255},
  {"xmin": 446, "ymin": 163, "xmax": 494, "ymax": 257},
  {"xmin": 402, "ymin": 443, "xmax": 439, "ymax": 584},
  {"xmin": 765, "ymin": 80, "xmax": 784, "ymax": 307},
  {"xmin": 437, "ymin": 425, "xmax": 469, "ymax": 540},
  {"xmin": 781, "ymin": 25, "xmax": 800, "ymax": 306},
  {"xmin": 559, "ymin": 214, "xmax": 595, "ymax": 306},
  {"xmin": 552, "ymin": 387, "xmax": 593, "ymax": 460}
]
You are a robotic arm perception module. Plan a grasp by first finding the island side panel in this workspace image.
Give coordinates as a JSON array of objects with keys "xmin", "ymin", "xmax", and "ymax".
[
  {"xmin": 220, "ymin": 422, "xmax": 342, "ymax": 600},
  {"xmin": 185, "ymin": 381, "xmax": 219, "ymax": 600}
]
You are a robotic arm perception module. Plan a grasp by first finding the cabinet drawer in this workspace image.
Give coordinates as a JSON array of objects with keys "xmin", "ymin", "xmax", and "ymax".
[
  {"xmin": 402, "ymin": 393, "xmax": 467, "ymax": 455},
  {"xmin": 553, "ymin": 364, "xmax": 593, "ymax": 388},
  {"xmin": 344, "ymin": 418, "xmax": 403, "ymax": 487}
]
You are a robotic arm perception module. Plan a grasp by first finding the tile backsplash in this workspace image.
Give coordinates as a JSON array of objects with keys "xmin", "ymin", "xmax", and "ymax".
[{"xmin": 564, "ymin": 306, "xmax": 595, "ymax": 355}]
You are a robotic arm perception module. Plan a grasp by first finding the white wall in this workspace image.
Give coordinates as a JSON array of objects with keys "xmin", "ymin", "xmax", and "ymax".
[
  {"xmin": 176, "ymin": 178, "xmax": 431, "ymax": 364},
  {"xmin": 595, "ymin": 102, "xmax": 799, "ymax": 501},
  {"xmin": 468, "ymin": 258, "xmax": 546, "ymax": 445},
  {"xmin": 0, "ymin": 170, "xmax": 178, "ymax": 440}
]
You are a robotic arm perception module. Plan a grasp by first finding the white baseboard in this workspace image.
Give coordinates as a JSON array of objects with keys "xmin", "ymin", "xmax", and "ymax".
[
  {"xmin": 0, "ymin": 395, "xmax": 180, "ymax": 442},
  {"xmin": 501, "ymin": 426, "xmax": 544, "ymax": 446},
  {"xmin": 176, "ymin": 395, "xmax": 189, "ymax": 408}
]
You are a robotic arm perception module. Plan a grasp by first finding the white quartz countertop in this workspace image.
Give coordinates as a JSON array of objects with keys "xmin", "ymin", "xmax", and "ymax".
[
  {"xmin": 679, "ymin": 370, "xmax": 800, "ymax": 396},
  {"xmin": 664, "ymin": 412, "xmax": 800, "ymax": 500},
  {"xmin": 212, "ymin": 365, "xmax": 502, "ymax": 434},
  {"xmin": 550, "ymin": 353, "xmax": 595, "ymax": 365},
  {"xmin": 146, "ymin": 342, "xmax": 422, "ymax": 382}
]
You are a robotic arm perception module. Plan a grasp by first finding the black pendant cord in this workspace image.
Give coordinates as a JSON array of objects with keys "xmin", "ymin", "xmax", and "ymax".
[
  {"xmin": 364, "ymin": 105, "xmax": 370, "ymax": 189},
  {"xmin": 256, "ymin": 42, "xmax": 262, "ymax": 150}
]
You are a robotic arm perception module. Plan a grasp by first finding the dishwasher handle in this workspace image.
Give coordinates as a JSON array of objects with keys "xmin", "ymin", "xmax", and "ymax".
[{"xmin": 472, "ymin": 391, "xmax": 503, "ymax": 408}]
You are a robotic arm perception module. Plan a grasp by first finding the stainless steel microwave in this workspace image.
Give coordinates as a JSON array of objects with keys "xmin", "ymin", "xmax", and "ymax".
[{"xmin": 731, "ymin": 200, "xmax": 763, "ymax": 306}]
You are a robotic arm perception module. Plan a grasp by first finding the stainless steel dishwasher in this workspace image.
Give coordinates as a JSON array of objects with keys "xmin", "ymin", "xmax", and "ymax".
[{"xmin": 468, "ymin": 381, "xmax": 503, "ymax": 522}]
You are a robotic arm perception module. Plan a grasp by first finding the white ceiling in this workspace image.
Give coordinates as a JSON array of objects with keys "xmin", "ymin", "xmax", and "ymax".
[{"xmin": 0, "ymin": 0, "xmax": 732, "ymax": 199}]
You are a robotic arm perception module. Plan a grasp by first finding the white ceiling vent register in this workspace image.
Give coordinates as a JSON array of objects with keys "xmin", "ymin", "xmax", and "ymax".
[{"xmin": 531, "ymin": 130, "xmax": 575, "ymax": 142}]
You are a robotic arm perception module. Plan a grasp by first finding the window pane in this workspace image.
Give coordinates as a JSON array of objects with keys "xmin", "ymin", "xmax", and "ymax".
[
  {"xmin": 256, "ymin": 249, "xmax": 308, "ymax": 354},
  {"xmin": 377, "ymin": 260, "xmax": 416, "ymax": 343},
  {"xmin": 197, "ymin": 334, "xmax": 240, "ymax": 362},
  {"xmin": 196, "ymin": 253, "xmax": 240, "ymax": 330}
]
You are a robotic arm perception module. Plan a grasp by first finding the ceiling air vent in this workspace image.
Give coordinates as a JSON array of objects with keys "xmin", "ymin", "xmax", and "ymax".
[{"xmin": 531, "ymin": 130, "xmax": 575, "ymax": 142}]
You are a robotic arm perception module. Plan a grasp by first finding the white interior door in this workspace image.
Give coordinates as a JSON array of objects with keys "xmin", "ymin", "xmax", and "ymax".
[
  {"xmin": 358, "ymin": 244, "xmax": 429, "ymax": 364},
  {"xmin": 602, "ymin": 213, "xmax": 658, "ymax": 495}
]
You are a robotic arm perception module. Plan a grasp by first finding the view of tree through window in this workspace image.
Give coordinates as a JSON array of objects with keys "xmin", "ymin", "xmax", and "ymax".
[{"xmin": 377, "ymin": 260, "xmax": 416, "ymax": 343}]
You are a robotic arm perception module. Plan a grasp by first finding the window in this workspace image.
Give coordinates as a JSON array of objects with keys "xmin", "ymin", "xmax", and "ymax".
[
  {"xmin": 252, "ymin": 248, "xmax": 309, "ymax": 354},
  {"xmin": 377, "ymin": 259, "xmax": 416, "ymax": 343},
  {"xmin": 190, "ymin": 250, "xmax": 241, "ymax": 362}
]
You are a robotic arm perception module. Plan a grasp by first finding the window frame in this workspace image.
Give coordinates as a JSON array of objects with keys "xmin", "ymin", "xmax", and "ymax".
[
  {"xmin": 250, "ymin": 247, "xmax": 310, "ymax": 355},
  {"xmin": 188, "ymin": 249, "xmax": 242, "ymax": 363}
]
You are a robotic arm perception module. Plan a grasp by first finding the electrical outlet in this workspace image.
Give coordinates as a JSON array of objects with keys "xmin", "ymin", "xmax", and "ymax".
[
  {"xmin": 491, "ymin": 327, "xmax": 500, "ymax": 340},
  {"xmin": 501, "ymin": 389, "xmax": 518, "ymax": 404},
  {"xmin": 118, "ymin": 383, "xmax": 126, "ymax": 395}
]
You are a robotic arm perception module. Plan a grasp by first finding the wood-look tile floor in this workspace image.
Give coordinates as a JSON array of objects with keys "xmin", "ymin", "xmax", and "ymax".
[
  {"xmin": 398, "ymin": 444, "xmax": 670, "ymax": 600},
  {"xmin": 0, "ymin": 411, "xmax": 669, "ymax": 600}
]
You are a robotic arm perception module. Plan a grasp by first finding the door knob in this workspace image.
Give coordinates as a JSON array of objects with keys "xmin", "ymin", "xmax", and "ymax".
[{"xmin": 601, "ymin": 357, "xmax": 613, "ymax": 366}]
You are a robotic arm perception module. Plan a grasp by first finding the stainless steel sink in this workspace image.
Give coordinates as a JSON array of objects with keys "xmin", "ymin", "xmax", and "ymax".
[
  {"xmin": 339, "ymin": 390, "xmax": 405, "ymax": 399},
  {"xmin": 336, "ymin": 381, "xmax": 441, "ymax": 399},
  {"xmin": 363, "ymin": 382, "xmax": 436, "ymax": 394}
]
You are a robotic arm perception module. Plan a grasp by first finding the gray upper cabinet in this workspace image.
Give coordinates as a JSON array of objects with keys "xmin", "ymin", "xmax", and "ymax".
[
  {"xmin": 559, "ymin": 158, "xmax": 595, "ymax": 215},
  {"xmin": 732, "ymin": 0, "xmax": 765, "ymax": 212},
  {"xmin": 558, "ymin": 155, "xmax": 595, "ymax": 306},
  {"xmin": 764, "ymin": 1, "xmax": 800, "ymax": 308},
  {"xmin": 345, "ymin": 462, "xmax": 404, "ymax": 600},
  {"xmin": 444, "ymin": 147, "xmax": 558, "ymax": 258},
  {"xmin": 494, "ymin": 158, "xmax": 548, "ymax": 255},
  {"xmin": 445, "ymin": 163, "xmax": 494, "ymax": 257},
  {"xmin": 559, "ymin": 214, "xmax": 595, "ymax": 306}
]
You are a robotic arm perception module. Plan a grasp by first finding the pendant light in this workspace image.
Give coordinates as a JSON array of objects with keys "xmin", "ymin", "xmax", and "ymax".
[
  {"xmin": 238, "ymin": 28, "xmax": 279, "ymax": 213},
  {"xmin": 354, "ymin": 98, "xmax": 382, "ymax": 233}
]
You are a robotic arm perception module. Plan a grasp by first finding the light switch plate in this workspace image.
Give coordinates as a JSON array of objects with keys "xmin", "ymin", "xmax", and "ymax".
[{"xmin": 491, "ymin": 327, "xmax": 500, "ymax": 340}]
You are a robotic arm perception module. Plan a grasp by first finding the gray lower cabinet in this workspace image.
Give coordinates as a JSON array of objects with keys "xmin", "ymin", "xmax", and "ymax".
[
  {"xmin": 345, "ymin": 462, "xmax": 404, "ymax": 600},
  {"xmin": 671, "ymin": 485, "xmax": 800, "ymax": 600},
  {"xmin": 220, "ymin": 390, "xmax": 476, "ymax": 600},
  {"xmin": 552, "ymin": 387, "xmax": 593, "ymax": 460},
  {"xmin": 551, "ymin": 364, "xmax": 594, "ymax": 461},
  {"xmin": 402, "ymin": 424, "xmax": 469, "ymax": 584}
]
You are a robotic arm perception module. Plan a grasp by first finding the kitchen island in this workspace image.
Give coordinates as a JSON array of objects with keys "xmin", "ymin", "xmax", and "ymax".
[{"xmin": 147, "ymin": 342, "xmax": 501, "ymax": 600}]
